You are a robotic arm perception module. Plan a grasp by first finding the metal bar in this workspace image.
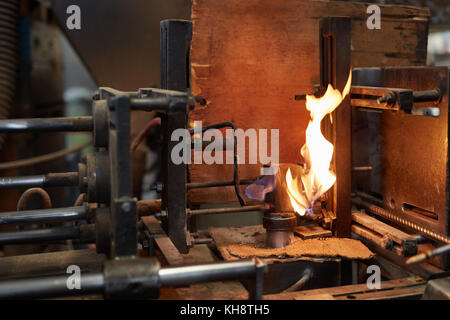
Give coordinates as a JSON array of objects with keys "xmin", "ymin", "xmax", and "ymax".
[
  {"xmin": 352, "ymin": 224, "xmax": 393, "ymax": 249},
  {"xmin": 160, "ymin": 19, "xmax": 192, "ymax": 253},
  {"xmin": 413, "ymin": 89, "xmax": 441, "ymax": 103},
  {"xmin": 320, "ymin": 17, "xmax": 352, "ymax": 238},
  {"xmin": 351, "ymin": 98, "xmax": 397, "ymax": 110},
  {"xmin": 0, "ymin": 172, "xmax": 79, "ymax": 189},
  {"xmin": 158, "ymin": 259, "xmax": 262, "ymax": 287},
  {"xmin": 130, "ymin": 97, "xmax": 170, "ymax": 111},
  {"xmin": 0, "ymin": 206, "xmax": 86, "ymax": 225},
  {"xmin": 109, "ymin": 95, "xmax": 137, "ymax": 258},
  {"xmin": 0, "ymin": 226, "xmax": 82, "ymax": 245},
  {"xmin": 350, "ymin": 85, "xmax": 394, "ymax": 96},
  {"xmin": 193, "ymin": 238, "xmax": 213, "ymax": 245},
  {"xmin": 0, "ymin": 273, "xmax": 104, "ymax": 299},
  {"xmin": 187, "ymin": 178, "xmax": 256, "ymax": 189},
  {"xmin": 0, "ymin": 116, "xmax": 93, "ymax": 133},
  {"xmin": 352, "ymin": 211, "xmax": 416, "ymax": 246},
  {"xmin": 352, "ymin": 166, "xmax": 372, "ymax": 172},
  {"xmin": 0, "ymin": 249, "xmax": 105, "ymax": 280},
  {"xmin": 188, "ymin": 205, "xmax": 265, "ymax": 217},
  {"xmin": 0, "ymin": 258, "xmax": 266, "ymax": 299}
]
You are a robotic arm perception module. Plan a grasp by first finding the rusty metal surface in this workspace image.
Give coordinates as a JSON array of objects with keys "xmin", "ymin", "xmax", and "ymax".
[
  {"xmin": 141, "ymin": 216, "xmax": 184, "ymax": 265},
  {"xmin": 352, "ymin": 67, "xmax": 449, "ymax": 241},
  {"xmin": 264, "ymin": 276, "xmax": 426, "ymax": 300},
  {"xmin": 0, "ymin": 249, "xmax": 105, "ymax": 280},
  {"xmin": 295, "ymin": 224, "xmax": 332, "ymax": 239},
  {"xmin": 320, "ymin": 17, "xmax": 352, "ymax": 238}
]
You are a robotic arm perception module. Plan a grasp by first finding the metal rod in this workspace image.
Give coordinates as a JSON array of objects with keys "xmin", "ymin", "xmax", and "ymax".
[
  {"xmin": 187, "ymin": 178, "xmax": 256, "ymax": 189},
  {"xmin": 130, "ymin": 97, "xmax": 170, "ymax": 111},
  {"xmin": 284, "ymin": 269, "xmax": 312, "ymax": 292},
  {"xmin": 0, "ymin": 226, "xmax": 82, "ymax": 245},
  {"xmin": 193, "ymin": 238, "xmax": 213, "ymax": 245},
  {"xmin": 0, "ymin": 116, "xmax": 93, "ymax": 133},
  {"xmin": 0, "ymin": 258, "xmax": 266, "ymax": 299},
  {"xmin": 406, "ymin": 243, "xmax": 450, "ymax": 265},
  {"xmin": 0, "ymin": 172, "xmax": 79, "ymax": 189},
  {"xmin": 352, "ymin": 166, "xmax": 372, "ymax": 172},
  {"xmin": 0, "ymin": 273, "xmax": 104, "ymax": 299},
  {"xmin": 413, "ymin": 89, "xmax": 441, "ymax": 103},
  {"xmin": 187, "ymin": 205, "xmax": 265, "ymax": 217},
  {"xmin": 352, "ymin": 224, "xmax": 393, "ymax": 249},
  {"xmin": 158, "ymin": 259, "xmax": 261, "ymax": 287},
  {"xmin": 0, "ymin": 206, "xmax": 86, "ymax": 225}
]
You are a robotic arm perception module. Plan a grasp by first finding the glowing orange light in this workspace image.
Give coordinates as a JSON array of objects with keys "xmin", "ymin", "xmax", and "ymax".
[{"xmin": 286, "ymin": 71, "xmax": 352, "ymax": 215}]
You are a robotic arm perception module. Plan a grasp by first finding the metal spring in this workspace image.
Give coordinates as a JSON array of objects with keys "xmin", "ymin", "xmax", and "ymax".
[{"xmin": 353, "ymin": 198, "xmax": 450, "ymax": 244}]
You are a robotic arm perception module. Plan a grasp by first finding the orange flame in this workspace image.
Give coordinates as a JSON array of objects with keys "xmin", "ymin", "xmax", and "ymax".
[{"xmin": 286, "ymin": 71, "xmax": 352, "ymax": 215}]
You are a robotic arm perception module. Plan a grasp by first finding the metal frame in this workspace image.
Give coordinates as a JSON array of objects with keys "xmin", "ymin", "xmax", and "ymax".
[
  {"xmin": 160, "ymin": 19, "xmax": 193, "ymax": 253},
  {"xmin": 319, "ymin": 17, "xmax": 352, "ymax": 238}
]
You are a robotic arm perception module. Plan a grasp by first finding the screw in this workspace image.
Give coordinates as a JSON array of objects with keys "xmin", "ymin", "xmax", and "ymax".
[{"xmin": 121, "ymin": 202, "xmax": 132, "ymax": 212}]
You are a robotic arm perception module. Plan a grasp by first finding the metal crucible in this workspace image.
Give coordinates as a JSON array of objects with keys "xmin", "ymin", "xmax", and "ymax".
[{"xmin": 263, "ymin": 212, "xmax": 297, "ymax": 248}]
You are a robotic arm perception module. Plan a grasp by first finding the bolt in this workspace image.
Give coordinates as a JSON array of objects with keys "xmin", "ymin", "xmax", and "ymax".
[{"xmin": 121, "ymin": 202, "xmax": 132, "ymax": 212}]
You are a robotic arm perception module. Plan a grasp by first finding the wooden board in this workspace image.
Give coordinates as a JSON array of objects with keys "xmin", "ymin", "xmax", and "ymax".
[{"xmin": 189, "ymin": 0, "xmax": 429, "ymax": 204}]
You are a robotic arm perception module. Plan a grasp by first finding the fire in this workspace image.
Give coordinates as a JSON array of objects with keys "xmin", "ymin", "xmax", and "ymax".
[{"xmin": 286, "ymin": 71, "xmax": 352, "ymax": 215}]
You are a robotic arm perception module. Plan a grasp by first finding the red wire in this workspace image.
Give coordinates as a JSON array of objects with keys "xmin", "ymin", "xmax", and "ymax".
[{"xmin": 130, "ymin": 117, "xmax": 161, "ymax": 152}]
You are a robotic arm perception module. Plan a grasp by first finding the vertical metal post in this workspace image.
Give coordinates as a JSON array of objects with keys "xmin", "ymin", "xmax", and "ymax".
[
  {"xmin": 160, "ymin": 19, "xmax": 193, "ymax": 253},
  {"xmin": 108, "ymin": 96, "xmax": 137, "ymax": 258},
  {"xmin": 320, "ymin": 17, "xmax": 352, "ymax": 238}
]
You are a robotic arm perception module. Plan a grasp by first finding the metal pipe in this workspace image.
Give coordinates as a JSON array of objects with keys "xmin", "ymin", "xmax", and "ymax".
[
  {"xmin": 187, "ymin": 205, "xmax": 265, "ymax": 217},
  {"xmin": 130, "ymin": 97, "xmax": 170, "ymax": 111},
  {"xmin": 193, "ymin": 238, "xmax": 213, "ymax": 245},
  {"xmin": 413, "ymin": 89, "xmax": 441, "ymax": 103},
  {"xmin": 0, "ymin": 206, "xmax": 86, "ymax": 225},
  {"xmin": 0, "ymin": 226, "xmax": 82, "ymax": 245},
  {"xmin": 352, "ymin": 166, "xmax": 372, "ymax": 172},
  {"xmin": 0, "ymin": 273, "xmax": 104, "ymax": 299},
  {"xmin": 0, "ymin": 172, "xmax": 79, "ymax": 189},
  {"xmin": 352, "ymin": 224, "xmax": 393, "ymax": 249},
  {"xmin": 158, "ymin": 259, "xmax": 262, "ymax": 287},
  {"xmin": 0, "ymin": 116, "xmax": 93, "ymax": 133},
  {"xmin": 284, "ymin": 269, "xmax": 312, "ymax": 292},
  {"xmin": 187, "ymin": 178, "xmax": 256, "ymax": 189},
  {"xmin": 406, "ymin": 243, "xmax": 450, "ymax": 265},
  {"xmin": 0, "ymin": 258, "xmax": 266, "ymax": 299},
  {"xmin": 17, "ymin": 188, "xmax": 52, "ymax": 210}
]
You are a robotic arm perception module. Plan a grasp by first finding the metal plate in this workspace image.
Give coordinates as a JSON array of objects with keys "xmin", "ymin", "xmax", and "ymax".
[{"xmin": 352, "ymin": 67, "xmax": 449, "ymax": 238}]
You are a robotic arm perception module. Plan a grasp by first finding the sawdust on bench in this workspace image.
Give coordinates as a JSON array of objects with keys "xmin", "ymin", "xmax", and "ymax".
[{"xmin": 210, "ymin": 225, "xmax": 374, "ymax": 262}]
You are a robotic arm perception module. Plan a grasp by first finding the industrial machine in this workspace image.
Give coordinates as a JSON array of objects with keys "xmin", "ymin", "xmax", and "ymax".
[{"xmin": 0, "ymin": 0, "xmax": 449, "ymax": 300}]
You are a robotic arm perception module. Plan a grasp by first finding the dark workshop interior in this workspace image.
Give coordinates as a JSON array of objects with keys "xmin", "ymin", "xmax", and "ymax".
[{"xmin": 0, "ymin": 0, "xmax": 449, "ymax": 302}]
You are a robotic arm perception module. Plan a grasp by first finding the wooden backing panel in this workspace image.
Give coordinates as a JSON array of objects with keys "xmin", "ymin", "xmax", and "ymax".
[{"xmin": 189, "ymin": 0, "xmax": 429, "ymax": 204}]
